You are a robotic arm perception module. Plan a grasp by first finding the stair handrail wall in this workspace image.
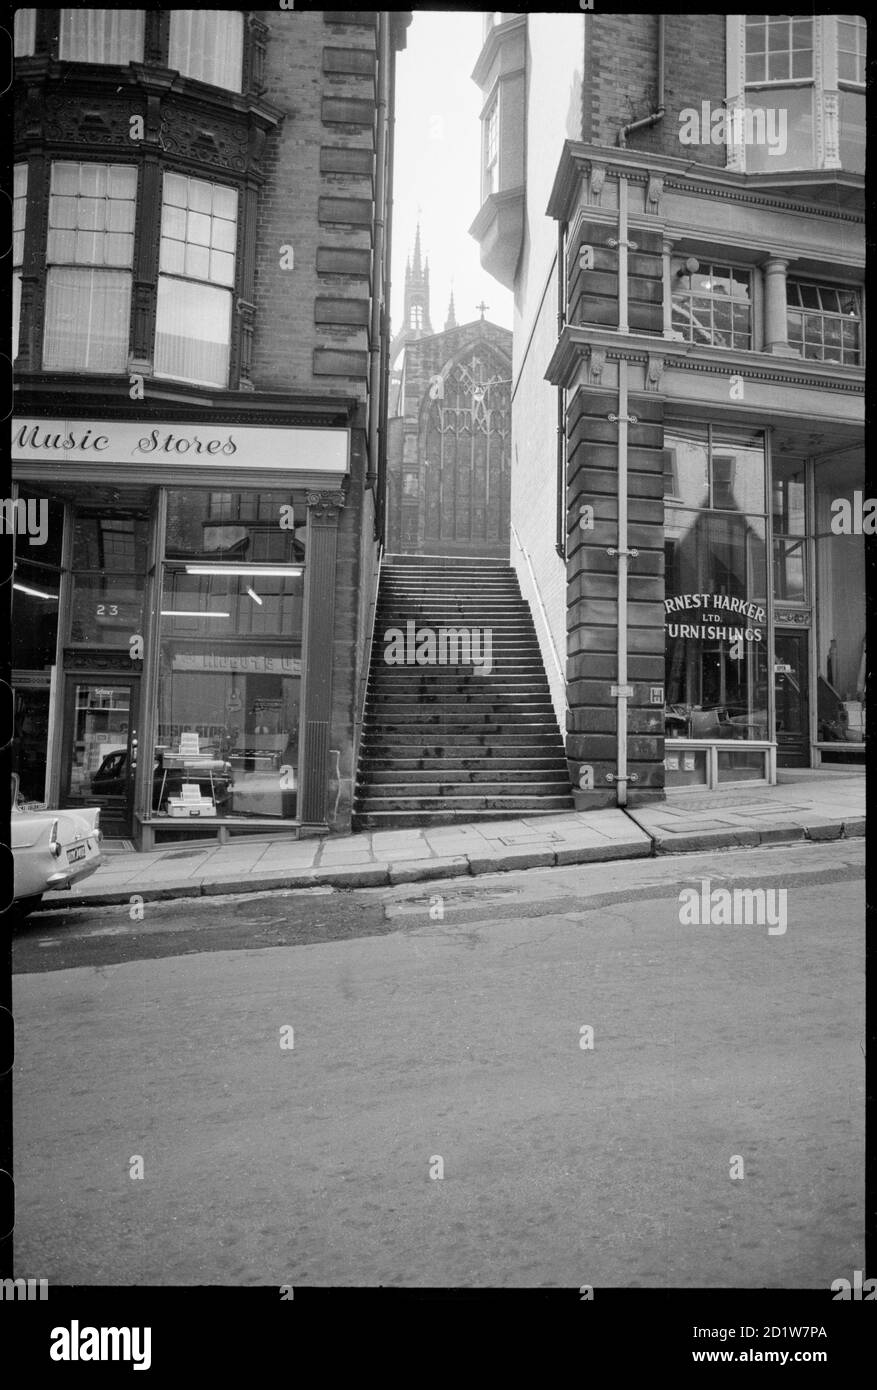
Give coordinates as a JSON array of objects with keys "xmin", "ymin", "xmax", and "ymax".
[
  {"xmin": 510, "ymin": 521, "xmax": 569, "ymax": 718},
  {"xmin": 354, "ymin": 541, "xmax": 384, "ymax": 767}
]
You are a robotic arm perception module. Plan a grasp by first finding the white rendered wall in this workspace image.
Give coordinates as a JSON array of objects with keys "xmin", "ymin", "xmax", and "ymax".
[{"xmin": 510, "ymin": 14, "xmax": 583, "ymax": 729}]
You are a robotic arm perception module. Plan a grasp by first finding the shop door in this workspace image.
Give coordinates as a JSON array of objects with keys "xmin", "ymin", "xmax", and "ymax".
[
  {"xmin": 60, "ymin": 678, "xmax": 140, "ymax": 838},
  {"xmin": 774, "ymin": 631, "xmax": 810, "ymax": 767}
]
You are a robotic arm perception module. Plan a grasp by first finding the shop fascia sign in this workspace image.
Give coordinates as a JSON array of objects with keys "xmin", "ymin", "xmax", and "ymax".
[
  {"xmin": 172, "ymin": 653, "xmax": 302, "ymax": 674},
  {"xmin": 12, "ymin": 419, "xmax": 348, "ymax": 474},
  {"xmin": 665, "ymin": 592, "xmax": 765, "ymax": 642}
]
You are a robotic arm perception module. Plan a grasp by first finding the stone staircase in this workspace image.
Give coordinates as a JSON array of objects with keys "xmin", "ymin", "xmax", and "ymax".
[{"xmin": 354, "ymin": 554, "xmax": 573, "ymax": 829}]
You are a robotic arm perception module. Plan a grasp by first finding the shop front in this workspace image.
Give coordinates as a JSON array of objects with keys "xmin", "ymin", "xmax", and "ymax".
[
  {"xmin": 11, "ymin": 409, "xmax": 352, "ymax": 846},
  {"xmin": 662, "ymin": 422, "xmax": 865, "ymax": 789}
]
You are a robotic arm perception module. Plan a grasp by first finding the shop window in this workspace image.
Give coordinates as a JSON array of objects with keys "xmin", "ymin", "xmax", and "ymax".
[
  {"xmin": 671, "ymin": 263, "xmax": 752, "ymax": 350},
  {"xmin": 772, "ymin": 457, "xmax": 807, "ymax": 603},
  {"xmin": 786, "ymin": 281, "xmax": 861, "ymax": 365},
  {"xmin": 13, "ymin": 164, "xmax": 27, "ymax": 362},
  {"xmin": 814, "ymin": 457, "xmax": 866, "ymax": 752},
  {"xmin": 168, "ymin": 10, "xmax": 244, "ymax": 93},
  {"xmin": 69, "ymin": 512, "xmax": 148, "ymax": 647},
  {"xmin": 43, "ymin": 162, "xmax": 137, "ymax": 373},
  {"xmin": 13, "ymin": 8, "xmax": 36, "ymax": 56},
  {"xmin": 164, "ymin": 489, "xmax": 305, "ymax": 563},
  {"xmin": 154, "ymin": 173, "xmax": 238, "ymax": 388},
  {"xmin": 664, "ymin": 428, "xmax": 769, "ymax": 745},
  {"xmin": 154, "ymin": 489, "xmax": 306, "ymax": 822},
  {"xmin": 59, "ymin": 9, "xmax": 145, "ymax": 64}
]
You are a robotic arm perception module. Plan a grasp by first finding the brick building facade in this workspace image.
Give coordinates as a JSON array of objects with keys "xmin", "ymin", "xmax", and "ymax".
[
  {"xmin": 10, "ymin": 8, "xmax": 409, "ymax": 845},
  {"xmin": 471, "ymin": 12, "xmax": 865, "ymax": 807}
]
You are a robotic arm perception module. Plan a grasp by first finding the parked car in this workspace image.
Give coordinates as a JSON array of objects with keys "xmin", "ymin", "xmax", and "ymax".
[
  {"xmin": 91, "ymin": 749, "xmax": 233, "ymax": 812},
  {"xmin": 11, "ymin": 775, "xmax": 103, "ymax": 917}
]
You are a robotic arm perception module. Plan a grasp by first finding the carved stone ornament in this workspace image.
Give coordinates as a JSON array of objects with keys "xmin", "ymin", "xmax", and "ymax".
[
  {"xmin": 588, "ymin": 347, "xmax": 607, "ymax": 385},
  {"xmin": 44, "ymin": 93, "xmax": 135, "ymax": 147},
  {"xmin": 306, "ymin": 490, "xmax": 347, "ymax": 519},
  {"xmin": 160, "ymin": 103, "xmax": 250, "ymax": 174},
  {"xmin": 646, "ymin": 174, "xmax": 663, "ymax": 213},
  {"xmin": 646, "ymin": 354, "xmax": 665, "ymax": 392},
  {"xmin": 589, "ymin": 163, "xmax": 606, "ymax": 203}
]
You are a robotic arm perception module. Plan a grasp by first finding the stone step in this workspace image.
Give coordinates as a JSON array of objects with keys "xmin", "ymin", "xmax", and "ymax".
[
  {"xmin": 360, "ymin": 735, "xmax": 567, "ymax": 750},
  {"xmin": 359, "ymin": 768, "xmax": 570, "ymax": 785},
  {"xmin": 354, "ymin": 809, "xmax": 568, "ymax": 829},
  {"xmin": 359, "ymin": 755, "xmax": 568, "ymax": 771},
  {"xmin": 356, "ymin": 793, "xmax": 575, "ymax": 813}
]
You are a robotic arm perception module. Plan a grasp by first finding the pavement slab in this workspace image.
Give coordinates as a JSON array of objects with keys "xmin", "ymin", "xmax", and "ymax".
[{"xmin": 39, "ymin": 770, "xmax": 863, "ymax": 910}]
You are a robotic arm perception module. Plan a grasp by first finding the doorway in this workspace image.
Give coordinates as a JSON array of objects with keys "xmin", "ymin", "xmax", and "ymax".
[
  {"xmin": 60, "ymin": 677, "xmax": 141, "ymax": 837},
  {"xmin": 774, "ymin": 630, "xmax": 809, "ymax": 767}
]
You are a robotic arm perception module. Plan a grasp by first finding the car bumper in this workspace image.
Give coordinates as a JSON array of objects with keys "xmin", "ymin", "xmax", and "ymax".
[{"xmin": 45, "ymin": 854, "xmax": 103, "ymax": 890}]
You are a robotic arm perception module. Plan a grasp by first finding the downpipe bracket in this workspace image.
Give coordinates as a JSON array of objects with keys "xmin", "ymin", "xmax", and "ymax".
[
  {"xmin": 607, "ymin": 546, "xmax": 639, "ymax": 558},
  {"xmin": 608, "ymin": 413, "xmax": 637, "ymax": 424},
  {"xmin": 605, "ymin": 773, "xmax": 639, "ymax": 784},
  {"xmin": 607, "ymin": 237, "xmax": 638, "ymax": 251}
]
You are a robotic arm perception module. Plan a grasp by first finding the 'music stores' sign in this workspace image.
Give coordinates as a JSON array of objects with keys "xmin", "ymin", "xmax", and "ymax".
[{"xmin": 12, "ymin": 419, "xmax": 348, "ymax": 475}]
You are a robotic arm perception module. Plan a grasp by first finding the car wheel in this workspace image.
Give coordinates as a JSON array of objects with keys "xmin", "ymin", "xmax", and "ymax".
[{"xmin": 14, "ymin": 895, "xmax": 44, "ymax": 919}]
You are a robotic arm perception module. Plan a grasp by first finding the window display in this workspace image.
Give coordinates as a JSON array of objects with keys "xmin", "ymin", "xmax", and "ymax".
[
  {"xmin": 154, "ymin": 488, "xmax": 306, "ymax": 821},
  {"xmin": 664, "ymin": 427, "xmax": 769, "ymax": 742}
]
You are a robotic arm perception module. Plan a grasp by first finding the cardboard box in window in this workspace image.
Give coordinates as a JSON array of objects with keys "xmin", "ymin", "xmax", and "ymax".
[{"xmin": 167, "ymin": 785, "xmax": 217, "ymax": 817}]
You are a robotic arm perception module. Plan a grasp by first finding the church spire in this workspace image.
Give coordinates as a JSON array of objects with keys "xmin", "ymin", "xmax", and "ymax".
[
  {"xmin": 445, "ymin": 288, "xmax": 457, "ymax": 331},
  {"xmin": 402, "ymin": 224, "xmax": 432, "ymax": 338}
]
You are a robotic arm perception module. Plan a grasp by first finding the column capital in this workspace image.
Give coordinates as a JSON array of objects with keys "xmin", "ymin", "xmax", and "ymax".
[{"xmin": 306, "ymin": 489, "xmax": 346, "ymax": 520}]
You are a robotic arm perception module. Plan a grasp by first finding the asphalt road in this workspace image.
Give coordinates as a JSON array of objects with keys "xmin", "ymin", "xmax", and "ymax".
[{"xmin": 11, "ymin": 839, "xmax": 866, "ymax": 1288}]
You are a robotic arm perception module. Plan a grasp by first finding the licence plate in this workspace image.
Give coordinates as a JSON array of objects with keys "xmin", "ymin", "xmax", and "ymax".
[{"xmin": 67, "ymin": 844, "xmax": 87, "ymax": 863}]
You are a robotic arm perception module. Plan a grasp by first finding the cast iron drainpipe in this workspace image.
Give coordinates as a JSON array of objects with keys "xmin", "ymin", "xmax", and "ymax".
[
  {"xmin": 618, "ymin": 14, "xmax": 665, "ymax": 147},
  {"xmin": 367, "ymin": 12, "xmax": 391, "ymax": 496}
]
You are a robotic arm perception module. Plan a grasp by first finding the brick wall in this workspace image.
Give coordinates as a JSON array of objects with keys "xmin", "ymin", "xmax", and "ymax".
[
  {"xmin": 251, "ymin": 10, "xmax": 379, "ymax": 394},
  {"xmin": 583, "ymin": 12, "xmax": 727, "ymax": 167}
]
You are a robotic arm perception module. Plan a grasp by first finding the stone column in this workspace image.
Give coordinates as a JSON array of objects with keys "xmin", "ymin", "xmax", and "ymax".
[
  {"xmin": 299, "ymin": 490, "xmax": 346, "ymax": 829},
  {"xmin": 763, "ymin": 255, "xmax": 792, "ymax": 355}
]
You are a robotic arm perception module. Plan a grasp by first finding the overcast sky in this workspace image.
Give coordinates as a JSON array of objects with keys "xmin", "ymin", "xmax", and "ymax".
[{"xmin": 390, "ymin": 10, "xmax": 514, "ymax": 336}]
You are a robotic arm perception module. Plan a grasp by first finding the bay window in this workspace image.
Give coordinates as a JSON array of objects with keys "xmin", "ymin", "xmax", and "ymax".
[
  {"xmin": 730, "ymin": 14, "xmax": 867, "ymax": 174},
  {"xmin": 43, "ymin": 162, "xmax": 137, "ymax": 373},
  {"xmin": 58, "ymin": 9, "xmax": 145, "ymax": 65},
  {"xmin": 168, "ymin": 10, "xmax": 244, "ymax": 93},
  {"xmin": 154, "ymin": 173, "xmax": 238, "ymax": 388}
]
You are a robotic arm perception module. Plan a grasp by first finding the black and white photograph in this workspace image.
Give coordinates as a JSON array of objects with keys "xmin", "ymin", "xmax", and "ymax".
[{"xmin": 1, "ymin": 0, "xmax": 871, "ymax": 1362}]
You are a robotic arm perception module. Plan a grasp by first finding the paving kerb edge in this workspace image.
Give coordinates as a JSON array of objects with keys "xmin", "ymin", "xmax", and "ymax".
[{"xmin": 35, "ymin": 814, "xmax": 864, "ymax": 909}]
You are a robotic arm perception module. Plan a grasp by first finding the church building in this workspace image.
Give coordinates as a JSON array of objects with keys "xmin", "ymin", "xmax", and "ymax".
[{"xmin": 386, "ymin": 229, "xmax": 513, "ymax": 558}]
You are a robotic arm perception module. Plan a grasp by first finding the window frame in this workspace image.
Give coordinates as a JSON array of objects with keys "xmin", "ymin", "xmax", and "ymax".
[
  {"xmin": 153, "ymin": 171, "xmax": 240, "ymax": 390},
  {"xmin": 482, "ymin": 93, "xmax": 499, "ymax": 198},
  {"xmin": 41, "ymin": 160, "xmax": 139, "ymax": 375},
  {"xmin": 785, "ymin": 278, "xmax": 863, "ymax": 367},
  {"xmin": 671, "ymin": 260, "xmax": 754, "ymax": 351},
  {"xmin": 743, "ymin": 14, "xmax": 815, "ymax": 87}
]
